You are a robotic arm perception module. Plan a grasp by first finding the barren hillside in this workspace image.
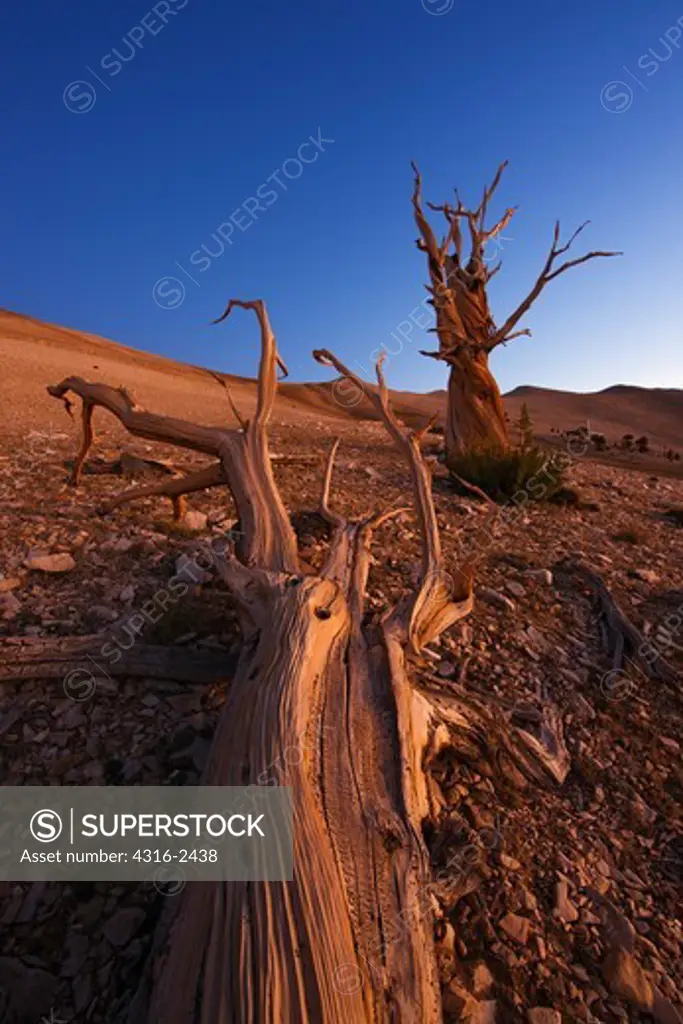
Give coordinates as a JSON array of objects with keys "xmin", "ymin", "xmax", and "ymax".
[
  {"xmin": 1, "ymin": 304, "xmax": 682, "ymax": 1023},
  {"xmin": 1, "ymin": 310, "xmax": 680, "ymax": 455}
]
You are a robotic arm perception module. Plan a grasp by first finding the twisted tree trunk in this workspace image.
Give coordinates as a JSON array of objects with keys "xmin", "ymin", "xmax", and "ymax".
[
  {"xmin": 444, "ymin": 353, "xmax": 508, "ymax": 460},
  {"xmin": 411, "ymin": 162, "xmax": 620, "ymax": 464},
  {"xmin": 49, "ymin": 300, "xmax": 569, "ymax": 1024}
]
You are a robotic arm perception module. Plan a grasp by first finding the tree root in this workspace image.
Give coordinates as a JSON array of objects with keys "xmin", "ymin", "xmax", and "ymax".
[{"xmin": 558, "ymin": 557, "xmax": 679, "ymax": 689}]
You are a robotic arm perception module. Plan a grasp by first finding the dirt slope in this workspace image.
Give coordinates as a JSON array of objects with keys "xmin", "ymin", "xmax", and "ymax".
[
  {"xmin": 504, "ymin": 384, "xmax": 683, "ymax": 452},
  {"xmin": 1, "ymin": 307, "xmax": 683, "ymax": 1022},
  {"xmin": 1, "ymin": 309, "xmax": 680, "ymax": 452}
]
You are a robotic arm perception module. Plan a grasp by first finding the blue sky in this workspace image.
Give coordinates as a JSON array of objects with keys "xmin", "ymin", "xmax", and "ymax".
[{"xmin": 2, "ymin": 0, "xmax": 682, "ymax": 393}]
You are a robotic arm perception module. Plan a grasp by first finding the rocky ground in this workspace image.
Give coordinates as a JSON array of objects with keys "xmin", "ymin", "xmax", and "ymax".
[{"xmin": 0, "ymin": 413, "xmax": 682, "ymax": 1023}]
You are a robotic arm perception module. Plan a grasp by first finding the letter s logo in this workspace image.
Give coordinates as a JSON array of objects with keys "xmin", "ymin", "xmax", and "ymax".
[{"xmin": 30, "ymin": 809, "xmax": 63, "ymax": 843}]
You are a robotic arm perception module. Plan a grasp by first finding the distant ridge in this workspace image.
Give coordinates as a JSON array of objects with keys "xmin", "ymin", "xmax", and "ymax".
[
  {"xmin": 506, "ymin": 382, "xmax": 683, "ymax": 399},
  {"xmin": 1, "ymin": 308, "xmax": 680, "ymax": 450}
]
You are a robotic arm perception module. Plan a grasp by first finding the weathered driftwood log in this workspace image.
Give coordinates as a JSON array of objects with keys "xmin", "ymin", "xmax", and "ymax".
[
  {"xmin": 0, "ymin": 636, "xmax": 234, "ymax": 685},
  {"xmin": 49, "ymin": 300, "xmax": 568, "ymax": 1024}
]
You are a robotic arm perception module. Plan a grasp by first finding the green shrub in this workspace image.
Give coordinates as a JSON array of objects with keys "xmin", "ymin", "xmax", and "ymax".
[
  {"xmin": 516, "ymin": 403, "xmax": 534, "ymax": 449},
  {"xmin": 448, "ymin": 444, "xmax": 568, "ymax": 503}
]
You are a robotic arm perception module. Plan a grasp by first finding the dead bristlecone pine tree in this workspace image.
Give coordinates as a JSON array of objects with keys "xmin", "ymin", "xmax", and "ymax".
[
  {"xmin": 48, "ymin": 299, "xmax": 570, "ymax": 1023},
  {"xmin": 411, "ymin": 161, "xmax": 621, "ymax": 467}
]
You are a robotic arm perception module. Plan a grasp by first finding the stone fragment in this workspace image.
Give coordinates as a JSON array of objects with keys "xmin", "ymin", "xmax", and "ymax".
[
  {"xmin": 471, "ymin": 961, "xmax": 494, "ymax": 997},
  {"xmin": 443, "ymin": 979, "xmax": 469, "ymax": 1015},
  {"xmin": 182, "ymin": 510, "xmax": 208, "ymax": 532},
  {"xmin": 112, "ymin": 537, "xmax": 134, "ymax": 553},
  {"xmin": 525, "ymin": 568, "xmax": 553, "ymax": 586},
  {"xmin": 477, "ymin": 587, "xmax": 516, "ymax": 612},
  {"xmin": 632, "ymin": 568, "xmax": 660, "ymax": 584},
  {"xmin": 0, "ymin": 958, "xmax": 58, "ymax": 1021},
  {"xmin": 61, "ymin": 931, "xmax": 89, "ymax": 977},
  {"xmin": 499, "ymin": 912, "xmax": 531, "ymax": 945},
  {"xmin": 175, "ymin": 553, "xmax": 211, "ymax": 585},
  {"xmin": 0, "ymin": 592, "xmax": 21, "ymax": 619},
  {"xmin": 464, "ymin": 1001, "xmax": 497, "ymax": 1023},
  {"xmin": 73, "ymin": 971, "xmax": 93, "ymax": 1014},
  {"xmin": 629, "ymin": 793, "xmax": 656, "ymax": 827},
  {"xmin": 103, "ymin": 907, "xmax": 145, "ymax": 948},
  {"xmin": 528, "ymin": 1011, "xmax": 561, "ymax": 1024},
  {"xmin": 652, "ymin": 989, "xmax": 683, "ymax": 1024},
  {"xmin": 603, "ymin": 949, "xmax": 654, "ymax": 1011},
  {"xmin": 585, "ymin": 890, "xmax": 635, "ymax": 952},
  {"xmin": 555, "ymin": 878, "xmax": 579, "ymax": 923},
  {"xmin": 24, "ymin": 552, "xmax": 75, "ymax": 572},
  {"xmin": 519, "ymin": 885, "xmax": 538, "ymax": 911}
]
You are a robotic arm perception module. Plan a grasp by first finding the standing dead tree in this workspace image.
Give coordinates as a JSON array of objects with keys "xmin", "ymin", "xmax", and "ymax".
[
  {"xmin": 411, "ymin": 162, "xmax": 621, "ymax": 464},
  {"xmin": 49, "ymin": 300, "xmax": 568, "ymax": 1023}
]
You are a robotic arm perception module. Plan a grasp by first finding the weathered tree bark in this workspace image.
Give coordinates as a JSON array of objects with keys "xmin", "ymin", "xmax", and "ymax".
[
  {"xmin": 49, "ymin": 300, "xmax": 569, "ymax": 1024},
  {"xmin": 444, "ymin": 352, "xmax": 508, "ymax": 456},
  {"xmin": 411, "ymin": 162, "xmax": 621, "ymax": 464}
]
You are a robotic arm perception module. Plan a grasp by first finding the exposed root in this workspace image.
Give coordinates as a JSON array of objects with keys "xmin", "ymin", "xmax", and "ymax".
[
  {"xmin": 560, "ymin": 557, "xmax": 679, "ymax": 688},
  {"xmin": 99, "ymin": 462, "xmax": 227, "ymax": 518}
]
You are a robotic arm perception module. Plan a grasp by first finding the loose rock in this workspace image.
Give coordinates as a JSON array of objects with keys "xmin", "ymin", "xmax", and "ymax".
[
  {"xmin": 24, "ymin": 552, "xmax": 75, "ymax": 573},
  {"xmin": 528, "ymin": 1011, "xmax": 562, "ymax": 1024},
  {"xmin": 103, "ymin": 907, "xmax": 146, "ymax": 948},
  {"xmin": 182, "ymin": 510, "xmax": 208, "ymax": 532},
  {"xmin": 477, "ymin": 587, "xmax": 516, "ymax": 612},
  {"xmin": 603, "ymin": 949, "xmax": 654, "ymax": 1011},
  {"xmin": 499, "ymin": 912, "xmax": 531, "ymax": 945}
]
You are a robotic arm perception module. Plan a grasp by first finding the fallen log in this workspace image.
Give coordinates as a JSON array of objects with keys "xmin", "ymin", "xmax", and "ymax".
[{"xmin": 0, "ymin": 636, "xmax": 236, "ymax": 685}]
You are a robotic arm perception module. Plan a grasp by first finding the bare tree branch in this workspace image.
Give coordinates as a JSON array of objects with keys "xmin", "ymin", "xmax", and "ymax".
[
  {"xmin": 313, "ymin": 347, "xmax": 473, "ymax": 651},
  {"xmin": 211, "ymin": 298, "xmax": 288, "ymax": 425},
  {"xmin": 491, "ymin": 223, "xmax": 622, "ymax": 347},
  {"xmin": 100, "ymin": 461, "xmax": 227, "ymax": 519},
  {"xmin": 206, "ymin": 369, "xmax": 247, "ymax": 429},
  {"xmin": 476, "ymin": 159, "xmax": 509, "ymax": 230},
  {"xmin": 502, "ymin": 328, "xmax": 533, "ymax": 343},
  {"xmin": 73, "ymin": 400, "xmax": 95, "ymax": 486},
  {"xmin": 319, "ymin": 438, "xmax": 344, "ymax": 529},
  {"xmin": 49, "ymin": 299, "xmax": 299, "ymax": 573}
]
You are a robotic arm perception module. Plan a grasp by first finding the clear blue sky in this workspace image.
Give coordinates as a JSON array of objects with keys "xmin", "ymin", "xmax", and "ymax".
[{"xmin": 3, "ymin": 0, "xmax": 682, "ymax": 393}]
